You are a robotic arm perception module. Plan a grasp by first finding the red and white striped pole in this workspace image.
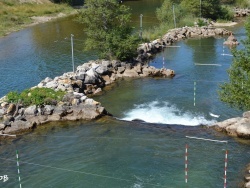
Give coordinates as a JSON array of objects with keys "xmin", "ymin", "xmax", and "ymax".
[
  {"xmin": 185, "ymin": 144, "xmax": 188, "ymax": 183},
  {"xmin": 224, "ymin": 150, "xmax": 228, "ymax": 188}
]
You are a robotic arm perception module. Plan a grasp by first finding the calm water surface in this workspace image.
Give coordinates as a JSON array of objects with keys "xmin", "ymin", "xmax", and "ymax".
[{"xmin": 0, "ymin": 0, "xmax": 249, "ymax": 187}]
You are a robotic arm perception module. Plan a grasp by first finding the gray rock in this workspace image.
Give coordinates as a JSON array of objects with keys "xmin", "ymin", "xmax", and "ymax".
[
  {"xmin": 85, "ymin": 99, "xmax": 99, "ymax": 105},
  {"xmin": 57, "ymin": 84, "xmax": 66, "ymax": 91},
  {"xmin": 24, "ymin": 105, "xmax": 38, "ymax": 115},
  {"xmin": 102, "ymin": 60, "xmax": 112, "ymax": 67},
  {"xmin": 73, "ymin": 92, "xmax": 84, "ymax": 99},
  {"xmin": 95, "ymin": 65, "xmax": 109, "ymax": 75},
  {"xmin": 243, "ymin": 111, "xmax": 250, "ymax": 119},
  {"xmin": 75, "ymin": 72, "xmax": 86, "ymax": 80},
  {"xmin": 3, "ymin": 121, "xmax": 35, "ymax": 133},
  {"xmin": 80, "ymin": 96, "xmax": 87, "ymax": 102},
  {"xmin": 161, "ymin": 69, "xmax": 175, "ymax": 77},
  {"xmin": 14, "ymin": 115, "xmax": 26, "ymax": 121},
  {"xmin": 44, "ymin": 105, "xmax": 54, "ymax": 115},
  {"xmin": 122, "ymin": 69, "xmax": 139, "ymax": 77},
  {"xmin": 3, "ymin": 116, "xmax": 15, "ymax": 126},
  {"xmin": 46, "ymin": 81, "xmax": 58, "ymax": 89},
  {"xmin": 84, "ymin": 68, "xmax": 99, "ymax": 84},
  {"xmin": 18, "ymin": 108, "xmax": 25, "ymax": 116},
  {"xmin": 117, "ymin": 66, "xmax": 125, "ymax": 74},
  {"xmin": 44, "ymin": 77, "xmax": 53, "ymax": 83},
  {"xmin": 37, "ymin": 83, "xmax": 44, "ymax": 88},
  {"xmin": 0, "ymin": 123, "xmax": 6, "ymax": 130},
  {"xmin": 236, "ymin": 123, "xmax": 250, "ymax": 138},
  {"xmin": 111, "ymin": 60, "xmax": 121, "ymax": 69},
  {"xmin": 0, "ymin": 108, "xmax": 6, "ymax": 116},
  {"xmin": 94, "ymin": 88, "xmax": 102, "ymax": 95},
  {"xmin": 53, "ymin": 106, "xmax": 67, "ymax": 117}
]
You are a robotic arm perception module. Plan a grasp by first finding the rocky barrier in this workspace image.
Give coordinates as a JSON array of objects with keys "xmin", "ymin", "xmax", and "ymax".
[
  {"xmin": 0, "ymin": 60, "xmax": 174, "ymax": 135},
  {"xmin": 211, "ymin": 111, "xmax": 250, "ymax": 138},
  {"xmin": 234, "ymin": 8, "xmax": 250, "ymax": 17},
  {"xmin": 137, "ymin": 26, "xmax": 231, "ymax": 62}
]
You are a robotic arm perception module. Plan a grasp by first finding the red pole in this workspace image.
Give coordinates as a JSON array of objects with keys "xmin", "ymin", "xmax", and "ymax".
[
  {"xmin": 185, "ymin": 144, "xmax": 188, "ymax": 183},
  {"xmin": 224, "ymin": 150, "xmax": 228, "ymax": 188}
]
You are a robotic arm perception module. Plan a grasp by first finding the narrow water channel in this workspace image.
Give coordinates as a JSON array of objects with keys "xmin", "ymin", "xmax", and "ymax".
[{"xmin": 0, "ymin": 1, "xmax": 249, "ymax": 188}]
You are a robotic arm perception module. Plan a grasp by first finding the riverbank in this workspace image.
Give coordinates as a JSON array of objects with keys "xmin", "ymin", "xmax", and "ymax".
[{"xmin": 0, "ymin": 0, "xmax": 75, "ymax": 38}]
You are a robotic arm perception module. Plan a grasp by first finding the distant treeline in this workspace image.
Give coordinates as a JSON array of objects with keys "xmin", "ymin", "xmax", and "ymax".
[
  {"xmin": 52, "ymin": 0, "xmax": 84, "ymax": 6},
  {"xmin": 52, "ymin": 0, "xmax": 124, "ymax": 6}
]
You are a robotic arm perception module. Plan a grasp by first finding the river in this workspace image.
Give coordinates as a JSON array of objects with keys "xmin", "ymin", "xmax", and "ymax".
[{"xmin": 0, "ymin": 0, "xmax": 250, "ymax": 187}]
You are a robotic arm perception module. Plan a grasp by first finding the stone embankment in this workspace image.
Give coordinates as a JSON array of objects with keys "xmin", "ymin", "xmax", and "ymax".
[
  {"xmin": 0, "ymin": 61, "xmax": 174, "ymax": 135},
  {"xmin": 137, "ymin": 26, "xmax": 231, "ymax": 62},
  {"xmin": 212, "ymin": 111, "xmax": 250, "ymax": 139},
  {"xmin": 234, "ymin": 8, "xmax": 250, "ymax": 17}
]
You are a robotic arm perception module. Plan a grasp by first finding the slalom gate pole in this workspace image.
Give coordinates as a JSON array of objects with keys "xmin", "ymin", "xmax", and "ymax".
[
  {"xmin": 16, "ymin": 150, "xmax": 22, "ymax": 188},
  {"xmin": 224, "ymin": 150, "xmax": 228, "ymax": 188},
  {"xmin": 193, "ymin": 81, "xmax": 196, "ymax": 106},
  {"xmin": 185, "ymin": 144, "xmax": 188, "ymax": 183}
]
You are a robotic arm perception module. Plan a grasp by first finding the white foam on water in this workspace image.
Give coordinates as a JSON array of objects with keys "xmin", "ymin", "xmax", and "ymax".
[
  {"xmin": 122, "ymin": 101, "xmax": 216, "ymax": 126},
  {"xmin": 132, "ymin": 183, "xmax": 143, "ymax": 188}
]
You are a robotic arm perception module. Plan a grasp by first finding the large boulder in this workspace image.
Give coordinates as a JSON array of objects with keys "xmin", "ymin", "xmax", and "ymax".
[
  {"xmin": 212, "ymin": 111, "xmax": 250, "ymax": 138},
  {"xmin": 122, "ymin": 69, "xmax": 139, "ymax": 77},
  {"xmin": 236, "ymin": 123, "xmax": 250, "ymax": 138},
  {"xmin": 95, "ymin": 64, "xmax": 109, "ymax": 75},
  {"xmin": 24, "ymin": 105, "xmax": 38, "ymax": 115},
  {"xmin": 3, "ymin": 120, "xmax": 36, "ymax": 134},
  {"xmin": 84, "ymin": 68, "xmax": 99, "ymax": 84},
  {"xmin": 224, "ymin": 33, "xmax": 239, "ymax": 45}
]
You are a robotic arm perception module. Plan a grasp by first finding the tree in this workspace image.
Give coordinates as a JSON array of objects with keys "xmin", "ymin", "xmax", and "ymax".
[
  {"xmin": 78, "ymin": 0, "xmax": 139, "ymax": 61},
  {"xmin": 219, "ymin": 18, "xmax": 250, "ymax": 110},
  {"xmin": 180, "ymin": 0, "xmax": 222, "ymax": 20},
  {"xmin": 156, "ymin": 0, "xmax": 183, "ymax": 26}
]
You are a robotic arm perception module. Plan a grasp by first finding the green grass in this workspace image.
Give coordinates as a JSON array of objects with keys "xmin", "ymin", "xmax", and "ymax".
[
  {"xmin": 0, "ymin": 0, "xmax": 74, "ymax": 37},
  {"xmin": 6, "ymin": 88, "xmax": 66, "ymax": 106}
]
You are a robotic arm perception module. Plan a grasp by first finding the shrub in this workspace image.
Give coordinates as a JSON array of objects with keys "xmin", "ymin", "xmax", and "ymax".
[{"xmin": 5, "ymin": 88, "xmax": 66, "ymax": 106}]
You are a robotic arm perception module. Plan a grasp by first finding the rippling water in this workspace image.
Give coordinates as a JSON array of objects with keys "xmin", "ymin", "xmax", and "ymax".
[{"xmin": 0, "ymin": 1, "xmax": 250, "ymax": 187}]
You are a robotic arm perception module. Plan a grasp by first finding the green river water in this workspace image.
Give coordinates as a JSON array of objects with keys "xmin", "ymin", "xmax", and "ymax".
[{"xmin": 0, "ymin": 0, "xmax": 250, "ymax": 187}]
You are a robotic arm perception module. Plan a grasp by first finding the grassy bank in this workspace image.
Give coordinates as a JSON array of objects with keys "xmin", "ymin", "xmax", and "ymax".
[{"xmin": 0, "ymin": 0, "xmax": 74, "ymax": 37}]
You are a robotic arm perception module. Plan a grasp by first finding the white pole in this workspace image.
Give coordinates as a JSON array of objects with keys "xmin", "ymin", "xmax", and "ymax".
[
  {"xmin": 163, "ymin": 57, "xmax": 165, "ymax": 68},
  {"xmin": 194, "ymin": 81, "xmax": 196, "ymax": 106},
  {"xmin": 224, "ymin": 150, "xmax": 228, "ymax": 188},
  {"xmin": 16, "ymin": 150, "xmax": 22, "ymax": 188},
  {"xmin": 71, "ymin": 34, "xmax": 75, "ymax": 73}
]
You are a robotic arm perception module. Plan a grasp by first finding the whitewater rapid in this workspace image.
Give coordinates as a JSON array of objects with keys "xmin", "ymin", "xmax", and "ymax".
[{"xmin": 121, "ymin": 101, "xmax": 217, "ymax": 126}]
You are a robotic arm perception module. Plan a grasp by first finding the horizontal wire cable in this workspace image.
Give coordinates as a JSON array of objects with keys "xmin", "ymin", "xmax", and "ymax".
[{"xmin": 0, "ymin": 157, "xmax": 167, "ymax": 187}]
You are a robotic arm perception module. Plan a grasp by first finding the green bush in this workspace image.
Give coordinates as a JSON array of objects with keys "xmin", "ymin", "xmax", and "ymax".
[{"xmin": 6, "ymin": 88, "xmax": 66, "ymax": 106}]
